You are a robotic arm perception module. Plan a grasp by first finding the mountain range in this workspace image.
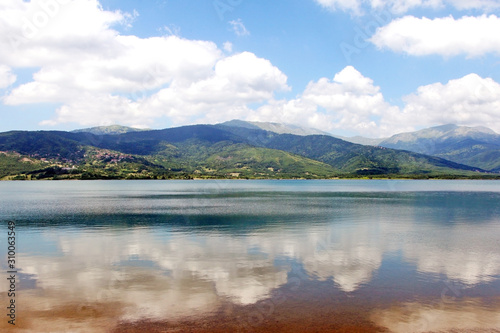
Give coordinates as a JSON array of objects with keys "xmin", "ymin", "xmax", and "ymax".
[
  {"xmin": 378, "ymin": 124, "xmax": 500, "ymax": 172},
  {"xmin": 0, "ymin": 121, "xmax": 497, "ymax": 180},
  {"xmin": 221, "ymin": 121, "xmax": 500, "ymax": 172}
]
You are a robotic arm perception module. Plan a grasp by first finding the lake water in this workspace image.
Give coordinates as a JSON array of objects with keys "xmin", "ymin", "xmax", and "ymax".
[{"xmin": 1, "ymin": 180, "xmax": 500, "ymax": 332}]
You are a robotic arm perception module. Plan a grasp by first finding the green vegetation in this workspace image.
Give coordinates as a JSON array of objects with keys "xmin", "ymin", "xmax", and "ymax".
[
  {"xmin": 379, "ymin": 124, "xmax": 500, "ymax": 171},
  {"xmin": 0, "ymin": 152, "xmax": 48, "ymax": 179},
  {"xmin": 0, "ymin": 125, "xmax": 498, "ymax": 180}
]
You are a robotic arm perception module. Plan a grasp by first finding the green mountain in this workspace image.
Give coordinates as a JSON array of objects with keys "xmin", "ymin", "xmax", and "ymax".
[
  {"xmin": 219, "ymin": 119, "xmax": 386, "ymax": 145},
  {"xmin": 379, "ymin": 124, "xmax": 500, "ymax": 172},
  {"xmin": 0, "ymin": 124, "xmax": 495, "ymax": 180},
  {"xmin": 216, "ymin": 125, "xmax": 484, "ymax": 174}
]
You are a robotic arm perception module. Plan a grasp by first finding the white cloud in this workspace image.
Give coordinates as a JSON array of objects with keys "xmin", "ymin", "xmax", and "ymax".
[
  {"xmin": 4, "ymin": 35, "xmax": 222, "ymax": 104},
  {"xmin": 38, "ymin": 93, "xmax": 145, "ymax": 128},
  {"xmin": 142, "ymin": 52, "xmax": 289, "ymax": 126},
  {"xmin": 314, "ymin": 0, "xmax": 500, "ymax": 14},
  {"xmin": 0, "ymin": 65, "xmax": 16, "ymax": 88},
  {"xmin": 229, "ymin": 18, "xmax": 250, "ymax": 36},
  {"xmin": 36, "ymin": 51, "xmax": 289, "ymax": 128},
  {"xmin": 371, "ymin": 15, "xmax": 500, "ymax": 57},
  {"xmin": 247, "ymin": 66, "xmax": 402, "ymax": 137},
  {"xmin": 398, "ymin": 73, "xmax": 500, "ymax": 132},
  {"xmin": 2, "ymin": 1, "xmax": 499, "ymax": 137},
  {"xmin": 0, "ymin": 0, "xmax": 127, "ymax": 66},
  {"xmin": 0, "ymin": 0, "xmax": 287, "ymax": 128},
  {"xmin": 247, "ymin": 68, "xmax": 500, "ymax": 137}
]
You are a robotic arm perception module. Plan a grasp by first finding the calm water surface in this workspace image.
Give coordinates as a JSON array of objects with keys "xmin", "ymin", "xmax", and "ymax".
[{"xmin": 1, "ymin": 180, "xmax": 500, "ymax": 332}]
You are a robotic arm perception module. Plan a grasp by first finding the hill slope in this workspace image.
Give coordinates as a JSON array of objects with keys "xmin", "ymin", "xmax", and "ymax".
[
  {"xmin": 379, "ymin": 124, "xmax": 500, "ymax": 171},
  {"xmin": 219, "ymin": 119, "xmax": 386, "ymax": 145},
  {"xmin": 0, "ymin": 124, "xmax": 494, "ymax": 180}
]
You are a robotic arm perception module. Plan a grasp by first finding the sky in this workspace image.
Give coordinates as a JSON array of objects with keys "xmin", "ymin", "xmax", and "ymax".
[{"xmin": 0, "ymin": 0, "xmax": 500, "ymax": 137}]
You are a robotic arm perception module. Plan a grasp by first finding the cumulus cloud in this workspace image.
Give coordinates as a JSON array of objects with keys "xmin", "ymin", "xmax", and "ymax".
[
  {"xmin": 1, "ymin": 0, "xmax": 499, "ymax": 137},
  {"xmin": 247, "ymin": 66, "xmax": 402, "ymax": 137},
  {"xmin": 34, "ymin": 51, "xmax": 289, "ymax": 127},
  {"xmin": 38, "ymin": 94, "xmax": 145, "ymax": 128},
  {"xmin": 0, "ymin": 65, "xmax": 16, "ymax": 88},
  {"xmin": 371, "ymin": 15, "xmax": 500, "ymax": 57},
  {"xmin": 139, "ymin": 52, "xmax": 289, "ymax": 126},
  {"xmin": 398, "ymin": 73, "xmax": 500, "ymax": 132},
  {"xmin": 246, "ymin": 67, "xmax": 500, "ymax": 137},
  {"xmin": 314, "ymin": 0, "xmax": 500, "ymax": 14},
  {"xmin": 0, "ymin": 0, "xmax": 288, "ymax": 128},
  {"xmin": 4, "ymin": 33, "xmax": 223, "ymax": 103},
  {"xmin": 0, "ymin": 0, "xmax": 127, "ymax": 66}
]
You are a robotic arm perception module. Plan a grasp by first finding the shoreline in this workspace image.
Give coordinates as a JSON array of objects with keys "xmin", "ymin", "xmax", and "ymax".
[{"xmin": 2, "ymin": 175, "xmax": 500, "ymax": 181}]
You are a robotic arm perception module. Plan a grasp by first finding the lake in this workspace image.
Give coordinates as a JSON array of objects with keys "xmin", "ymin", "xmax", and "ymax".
[{"xmin": 1, "ymin": 179, "xmax": 500, "ymax": 332}]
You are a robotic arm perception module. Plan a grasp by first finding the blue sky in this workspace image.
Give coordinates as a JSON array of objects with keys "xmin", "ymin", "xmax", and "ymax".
[{"xmin": 0, "ymin": 0, "xmax": 500, "ymax": 137}]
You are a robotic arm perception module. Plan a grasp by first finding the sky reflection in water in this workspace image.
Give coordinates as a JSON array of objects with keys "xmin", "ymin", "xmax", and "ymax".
[{"xmin": 1, "ymin": 180, "xmax": 500, "ymax": 332}]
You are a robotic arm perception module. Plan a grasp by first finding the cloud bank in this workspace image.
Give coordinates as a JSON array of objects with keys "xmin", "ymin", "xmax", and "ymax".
[
  {"xmin": 0, "ymin": 0, "xmax": 288, "ymax": 128},
  {"xmin": 371, "ymin": 15, "xmax": 500, "ymax": 57},
  {"xmin": 1, "ymin": 0, "xmax": 499, "ymax": 137},
  {"xmin": 249, "ymin": 67, "xmax": 500, "ymax": 136}
]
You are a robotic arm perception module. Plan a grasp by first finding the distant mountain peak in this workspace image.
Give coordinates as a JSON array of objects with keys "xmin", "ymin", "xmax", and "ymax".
[
  {"xmin": 382, "ymin": 124, "xmax": 498, "ymax": 144},
  {"xmin": 72, "ymin": 125, "xmax": 149, "ymax": 135},
  {"xmin": 220, "ymin": 119, "xmax": 331, "ymax": 136},
  {"xmin": 221, "ymin": 119, "xmax": 389, "ymax": 145},
  {"xmin": 450, "ymin": 125, "xmax": 497, "ymax": 136},
  {"xmin": 379, "ymin": 123, "xmax": 500, "ymax": 171},
  {"xmin": 220, "ymin": 120, "xmax": 261, "ymax": 130},
  {"xmin": 420, "ymin": 123, "xmax": 495, "ymax": 135},
  {"xmin": 0, "ymin": 122, "xmax": 495, "ymax": 179},
  {"xmin": 432, "ymin": 123, "xmax": 459, "ymax": 132}
]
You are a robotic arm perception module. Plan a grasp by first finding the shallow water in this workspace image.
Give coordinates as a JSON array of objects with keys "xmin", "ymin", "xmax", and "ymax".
[{"xmin": 1, "ymin": 180, "xmax": 500, "ymax": 332}]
